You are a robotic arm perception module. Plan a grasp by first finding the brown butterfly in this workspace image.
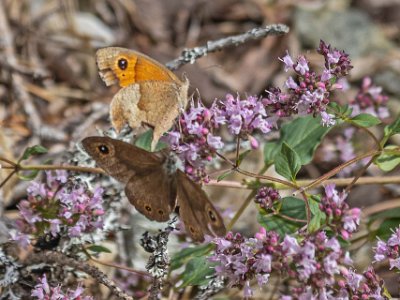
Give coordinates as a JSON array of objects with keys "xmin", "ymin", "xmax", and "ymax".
[
  {"xmin": 82, "ymin": 136, "xmax": 226, "ymax": 242},
  {"xmin": 95, "ymin": 47, "xmax": 189, "ymax": 150}
]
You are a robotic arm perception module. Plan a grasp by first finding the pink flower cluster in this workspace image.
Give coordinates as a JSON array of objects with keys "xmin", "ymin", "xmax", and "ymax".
[
  {"xmin": 351, "ymin": 77, "xmax": 389, "ymax": 120},
  {"xmin": 211, "ymin": 94, "xmax": 275, "ymax": 138},
  {"xmin": 337, "ymin": 267, "xmax": 386, "ymax": 300},
  {"xmin": 163, "ymin": 94, "xmax": 277, "ymax": 181},
  {"xmin": 265, "ymin": 40, "xmax": 353, "ymax": 127},
  {"xmin": 162, "ymin": 101, "xmax": 224, "ymax": 182},
  {"xmin": 319, "ymin": 184, "xmax": 361, "ymax": 239},
  {"xmin": 374, "ymin": 226, "xmax": 400, "ymax": 270},
  {"xmin": 31, "ymin": 274, "xmax": 93, "ymax": 300},
  {"xmin": 11, "ymin": 170, "xmax": 105, "ymax": 248},
  {"xmin": 210, "ymin": 228, "xmax": 386, "ymax": 299}
]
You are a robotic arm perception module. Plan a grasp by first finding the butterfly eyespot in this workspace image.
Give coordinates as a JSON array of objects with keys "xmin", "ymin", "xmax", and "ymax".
[
  {"xmin": 145, "ymin": 205, "xmax": 152, "ymax": 212},
  {"xmin": 98, "ymin": 145, "xmax": 109, "ymax": 154},
  {"xmin": 189, "ymin": 226, "xmax": 196, "ymax": 233},
  {"xmin": 118, "ymin": 58, "xmax": 128, "ymax": 70},
  {"xmin": 208, "ymin": 209, "xmax": 217, "ymax": 222},
  {"xmin": 158, "ymin": 209, "xmax": 164, "ymax": 215}
]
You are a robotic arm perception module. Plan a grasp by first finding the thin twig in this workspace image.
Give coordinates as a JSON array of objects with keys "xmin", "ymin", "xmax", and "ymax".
[
  {"xmin": 0, "ymin": 157, "xmax": 17, "ymax": 167},
  {"xmin": 300, "ymin": 191, "xmax": 311, "ymax": 224},
  {"xmin": 269, "ymin": 208, "xmax": 307, "ymax": 223},
  {"xmin": 0, "ymin": 170, "xmax": 16, "ymax": 189},
  {"xmin": 0, "ymin": 160, "xmax": 105, "ymax": 186},
  {"xmin": 236, "ymin": 167, "xmax": 298, "ymax": 189},
  {"xmin": 353, "ymin": 123, "xmax": 382, "ymax": 151},
  {"xmin": 215, "ymin": 151, "xmax": 235, "ymax": 166},
  {"xmin": 215, "ymin": 151, "xmax": 297, "ymax": 189},
  {"xmin": 295, "ymin": 175, "xmax": 400, "ymax": 189},
  {"xmin": 166, "ymin": 24, "xmax": 289, "ymax": 70},
  {"xmin": 89, "ymin": 256, "xmax": 151, "ymax": 279},
  {"xmin": 235, "ymin": 135, "xmax": 241, "ymax": 167},
  {"xmin": 208, "ymin": 179, "xmax": 243, "ymax": 189},
  {"xmin": 344, "ymin": 157, "xmax": 374, "ymax": 193},
  {"xmin": 21, "ymin": 164, "xmax": 105, "ymax": 174},
  {"xmin": 293, "ymin": 149, "xmax": 380, "ymax": 196},
  {"xmin": 208, "ymin": 175, "xmax": 400, "ymax": 190}
]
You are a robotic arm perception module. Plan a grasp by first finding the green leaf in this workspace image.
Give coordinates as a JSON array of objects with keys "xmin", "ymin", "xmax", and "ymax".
[
  {"xmin": 308, "ymin": 198, "xmax": 325, "ymax": 232},
  {"xmin": 179, "ymin": 257, "xmax": 215, "ymax": 287},
  {"xmin": 350, "ymin": 113, "xmax": 381, "ymax": 128},
  {"xmin": 375, "ymin": 146, "xmax": 400, "ymax": 172},
  {"xmin": 171, "ymin": 244, "xmax": 213, "ymax": 270},
  {"xmin": 86, "ymin": 245, "xmax": 112, "ymax": 253},
  {"xmin": 19, "ymin": 145, "xmax": 48, "ymax": 162},
  {"xmin": 376, "ymin": 218, "xmax": 400, "ymax": 240},
  {"xmin": 258, "ymin": 212, "xmax": 299, "ymax": 236},
  {"xmin": 368, "ymin": 207, "xmax": 400, "ymax": 240},
  {"xmin": 275, "ymin": 143, "xmax": 301, "ymax": 181},
  {"xmin": 308, "ymin": 196, "xmax": 321, "ymax": 215},
  {"xmin": 258, "ymin": 197, "xmax": 306, "ymax": 236},
  {"xmin": 328, "ymin": 102, "xmax": 353, "ymax": 117},
  {"xmin": 263, "ymin": 116, "xmax": 331, "ymax": 165},
  {"xmin": 384, "ymin": 116, "xmax": 400, "ymax": 138},
  {"xmin": 279, "ymin": 197, "xmax": 307, "ymax": 219},
  {"xmin": 17, "ymin": 170, "xmax": 40, "ymax": 181},
  {"xmin": 134, "ymin": 129, "xmax": 167, "ymax": 151},
  {"xmin": 263, "ymin": 142, "xmax": 280, "ymax": 165}
]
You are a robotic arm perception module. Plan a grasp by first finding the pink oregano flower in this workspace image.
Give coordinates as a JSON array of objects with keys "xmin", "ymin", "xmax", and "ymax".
[{"xmin": 11, "ymin": 170, "xmax": 105, "ymax": 248}]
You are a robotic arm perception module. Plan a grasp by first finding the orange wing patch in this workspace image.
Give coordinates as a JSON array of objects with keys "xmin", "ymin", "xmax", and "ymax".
[{"xmin": 96, "ymin": 47, "xmax": 180, "ymax": 88}]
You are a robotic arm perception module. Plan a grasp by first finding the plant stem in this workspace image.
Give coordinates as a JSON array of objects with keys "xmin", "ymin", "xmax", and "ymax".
[
  {"xmin": 269, "ymin": 209, "xmax": 307, "ymax": 223},
  {"xmin": 0, "ymin": 157, "xmax": 17, "ymax": 167},
  {"xmin": 209, "ymin": 175, "xmax": 400, "ymax": 190},
  {"xmin": 236, "ymin": 167, "xmax": 298, "ymax": 189},
  {"xmin": 300, "ymin": 191, "xmax": 311, "ymax": 224},
  {"xmin": 89, "ymin": 256, "xmax": 151, "ymax": 278},
  {"xmin": 21, "ymin": 164, "xmax": 104, "ymax": 174},
  {"xmin": 344, "ymin": 157, "xmax": 374, "ymax": 193},
  {"xmin": 234, "ymin": 135, "xmax": 241, "ymax": 167},
  {"xmin": 227, "ymin": 190, "xmax": 257, "ymax": 231},
  {"xmin": 352, "ymin": 122, "xmax": 382, "ymax": 150},
  {"xmin": 293, "ymin": 149, "xmax": 380, "ymax": 195},
  {"xmin": 0, "ymin": 169, "xmax": 16, "ymax": 188}
]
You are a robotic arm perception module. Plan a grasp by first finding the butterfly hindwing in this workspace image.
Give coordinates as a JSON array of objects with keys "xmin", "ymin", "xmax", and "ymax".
[{"xmin": 176, "ymin": 170, "xmax": 226, "ymax": 242}]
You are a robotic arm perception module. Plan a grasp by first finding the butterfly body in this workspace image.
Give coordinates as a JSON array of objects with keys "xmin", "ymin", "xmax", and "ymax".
[
  {"xmin": 95, "ymin": 47, "xmax": 189, "ymax": 150},
  {"xmin": 82, "ymin": 136, "xmax": 226, "ymax": 241}
]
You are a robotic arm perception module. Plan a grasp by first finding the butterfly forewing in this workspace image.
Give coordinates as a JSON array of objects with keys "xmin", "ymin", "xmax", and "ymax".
[{"xmin": 82, "ymin": 136, "xmax": 164, "ymax": 183}]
